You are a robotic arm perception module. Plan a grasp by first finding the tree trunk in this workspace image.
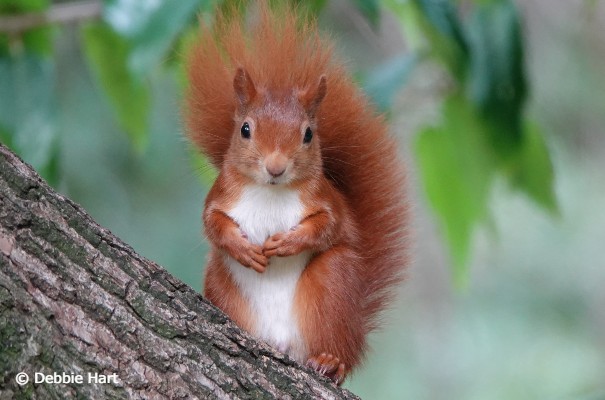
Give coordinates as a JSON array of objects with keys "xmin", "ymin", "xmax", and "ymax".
[{"xmin": 0, "ymin": 144, "xmax": 360, "ymax": 400}]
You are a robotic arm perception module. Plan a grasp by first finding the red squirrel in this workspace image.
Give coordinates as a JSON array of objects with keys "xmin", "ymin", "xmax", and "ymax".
[{"xmin": 185, "ymin": 4, "xmax": 408, "ymax": 385}]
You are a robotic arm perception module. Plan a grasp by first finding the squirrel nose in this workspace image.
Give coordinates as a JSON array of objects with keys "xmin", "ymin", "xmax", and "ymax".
[
  {"xmin": 265, "ymin": 153, "xmax": 288, "ymax": 178},
  {"xmin": 266, "ymin": 165, "xmax": 286, "ymax": 177}
]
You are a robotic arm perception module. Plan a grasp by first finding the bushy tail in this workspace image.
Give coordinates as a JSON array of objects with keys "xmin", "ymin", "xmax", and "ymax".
[{"xmin": 185, "ymin": 3, "xmax": 409, "ymax": 332}]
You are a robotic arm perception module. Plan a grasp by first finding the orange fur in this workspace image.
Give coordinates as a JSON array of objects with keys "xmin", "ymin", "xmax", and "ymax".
[
  {"xmin": 185, "ymin": 3, "xmax": 408, "ymax": 383},
  {"xmin": 204, "ymin": 251, "xmax": 255, "ymax": 332}
]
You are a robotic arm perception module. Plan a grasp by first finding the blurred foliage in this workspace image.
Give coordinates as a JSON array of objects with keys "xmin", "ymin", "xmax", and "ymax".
[
  {"xmin": 383, "ymin": 0, "xmax": 557, "ymax": 285},
  {"xmin": 0, "ymin": 0, "xmax": 556, "ymax": 283},
  {"xmin": 82, "ymin": 22, "xmax": 151, "ymax": 152},
  {"xmin": 0, "ymin": 0, "xmax": 58, "ymax": 185}
]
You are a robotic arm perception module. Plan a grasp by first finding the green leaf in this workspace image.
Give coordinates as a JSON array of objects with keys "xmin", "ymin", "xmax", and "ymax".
[
  {"xmin": 466, "ymin": 0, "xmax": 527, "ymax": 157},
  {"xmin": 82, "ymin": 22, "xmax": 150, "ymax": 152},
  {"xmin": 414, "ymin": 0, "xmax": 467, "ymax": 48},
  {"xmin": 510, "ymin": 121, "xmax": 557, "ymax": 213},
  {"xmin": 362, "ymin": 53, "xmax": 418, "ymax": 112},
  {"xmin": 104, "ymin": 0, "xmax": 209, "ymax": 77},
  {"xmin": 0, "ymin": 0, "xmax": 53, "ymax": 57},
  {"xmin": 383, "ymin": 0, "xmax": 469, "ymax": 80},
  {"xmin": 0, "ymin": 0, "xmax": 48, "ymax": 14},
  {"xmin": 389, "ymin": 0, "xmax": 557, "ymax": 286},
  {"xmin": 0, "ymin": 52, "xmax": 59, "ymax": 185},
  {"xmin": 21, "ymin": 26, "xmax": 54, "ymax": 56},
  {"xmin": 414, "ymin": 94, "xmax": 495, "ymax": 286},
  {"xmin": 411, "ymin": 0, "xmax": 469, "ymax": 80}
]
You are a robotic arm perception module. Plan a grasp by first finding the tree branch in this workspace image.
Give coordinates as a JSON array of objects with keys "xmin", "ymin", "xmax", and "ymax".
[
  {"xmin": 0, "ymin": 143, "xmax": 360, "ymax": 400},
  {"xmin": 0, "ymin": 1, "xmax": 102, "ymax": 34}
]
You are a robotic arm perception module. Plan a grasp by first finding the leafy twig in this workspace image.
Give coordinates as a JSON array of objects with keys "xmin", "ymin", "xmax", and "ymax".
[{"xmin": 0, "ymin": 0, "xmax": 102, "ymax": 34}]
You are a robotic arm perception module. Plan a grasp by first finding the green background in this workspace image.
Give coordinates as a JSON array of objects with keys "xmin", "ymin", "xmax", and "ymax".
[{"xmin": 1, "ymin": 0, "xmax": 604, "ymax": 398}]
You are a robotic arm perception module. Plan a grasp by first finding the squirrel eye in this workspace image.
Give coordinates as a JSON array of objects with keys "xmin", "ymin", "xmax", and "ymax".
[
  {"xmin": 241, "ymin": 122, "xmax": 251, "ymax": 139},
  {"xmin": 303, "ymin": 127, "xmax": 313, "ymax": 144}
]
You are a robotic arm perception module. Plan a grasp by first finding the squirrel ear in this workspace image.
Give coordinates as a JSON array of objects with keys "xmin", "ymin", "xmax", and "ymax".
[
  {"xmin": 300, "ymin": 75, "xmax": 327, "ymax": 117},
  {"xmin": 233, "ymin": 67, "xmax": 256, "ymax": 108}
]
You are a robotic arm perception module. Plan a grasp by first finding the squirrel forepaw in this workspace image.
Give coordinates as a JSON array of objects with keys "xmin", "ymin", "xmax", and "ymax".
[
  {"xmin": 262, "ymin": 232, "xmax": 302, "ymax": 257},
  {"xmin": 230, "ymin": 243, "xmax": 268, "ymax": 273},
  {"xmin": 306, "ymin": 353, "xmax": 347, "ymax": 386}
]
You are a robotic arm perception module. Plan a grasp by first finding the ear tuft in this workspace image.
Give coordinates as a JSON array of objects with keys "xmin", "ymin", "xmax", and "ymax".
[
  {"xmin": 233, "ymin": 67, "xmax": 256, "ymax": 108},
  {"xmin": 300, "ymin": 75, "xmax": 327, "ymax": 117}
]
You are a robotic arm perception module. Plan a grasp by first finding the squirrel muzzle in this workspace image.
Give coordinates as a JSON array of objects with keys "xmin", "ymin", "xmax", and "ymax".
[{"xmin": 264, "ymin": 152, "xmax": 289, "ymax": 181}]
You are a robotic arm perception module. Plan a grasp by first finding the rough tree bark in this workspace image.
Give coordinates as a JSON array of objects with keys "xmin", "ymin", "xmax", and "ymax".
[{"xmin": 0, "ymin": 144, "xmax": 360, "ymax": 400}]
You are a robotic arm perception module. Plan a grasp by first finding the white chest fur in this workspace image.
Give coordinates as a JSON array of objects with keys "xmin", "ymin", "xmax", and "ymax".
[{"xmin": 225, "ymin": 184, "xmax": 310, "ymax": 362}]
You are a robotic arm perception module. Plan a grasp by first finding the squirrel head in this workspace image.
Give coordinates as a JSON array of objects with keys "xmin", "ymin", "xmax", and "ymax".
[{"xmin": 225, "ymin": 67, "xmax": 327, "ymax": 186}]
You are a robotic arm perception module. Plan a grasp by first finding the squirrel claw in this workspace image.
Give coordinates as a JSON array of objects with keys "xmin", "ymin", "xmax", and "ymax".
[{"xmin": 306, "ymin": 353, "xmax": 347, "ymax": 385}]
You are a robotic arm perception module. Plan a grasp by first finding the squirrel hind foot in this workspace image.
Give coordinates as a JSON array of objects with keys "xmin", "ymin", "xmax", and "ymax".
[{"xmin": 306, "ymin": 353, "xmax": 347, "ymax": 386}]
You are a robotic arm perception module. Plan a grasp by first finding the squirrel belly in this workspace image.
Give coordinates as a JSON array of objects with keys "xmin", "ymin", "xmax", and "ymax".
[
  {"xmin": 224, "ymin": 184, "xmax": 311, "ymax": 362},
  {"xmin": 203, "ymin": 169, "xmax": 367, "ymax": 385}
]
